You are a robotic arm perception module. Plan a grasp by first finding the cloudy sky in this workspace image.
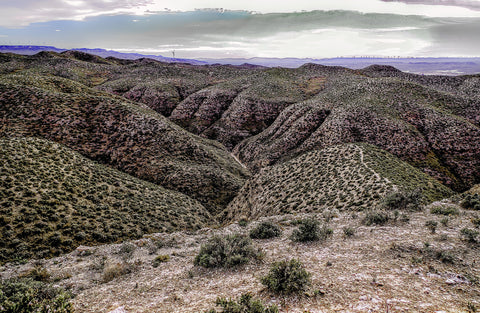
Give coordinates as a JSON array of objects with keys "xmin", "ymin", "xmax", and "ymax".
[{"xmin": 1, "ymin": 0, "xmax": 480, "ymax": 58}]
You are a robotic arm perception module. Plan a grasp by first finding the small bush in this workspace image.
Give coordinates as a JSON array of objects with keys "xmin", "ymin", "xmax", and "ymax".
[
  {"xmin": 342, "ymin": 227, "xmax": 355, "ymax": 238},
  {"xmin": 430, "ymin": 206, "xmax": 459, "ymax": 216},
  {"xmin": 0, "ymin": 278, "xmax": 74, "ymax": 313},
  {"xmin": 206, "ymin": 293, "xmax": 279, "ymax": 313},
  {"xmin": 381, "ymin": 189, "xmax": 422, "ymax": 211},
  {"xmin": 152, "ymin": 254, "xmax": 170, "ymax": 267},
  {"xmin": 117, "ymin": 242, "xmax": 136, "ymax": 260},
  {"xmin": 20, "ymin": 266, "xmax": 51, "ymax": 282},
  {"xmin": 460, "ymin": 228, "xmax": 479, "ymax": 243},
  {"xmin": 102, "ymin": 261, "xmax": 130, "ymax": 282},
  {"xmin": 238, "ymin": 218, "xmax": 249, "ymax": 227},
  {"xmin": 291, "ymin": 218, "xmax": 332, "ymax": 242},
  {"xmin": 261, "ymin": 259, "xmax": 311, "ymax": 294},
  {"xmin": 461, "ymin": 194, "xmax": 480, "ymax": 210},
  {"xmin": 250, "ymin": 222, "xmax": 282, "ymax": 239},
  {"xmin": 194, "ymin": 234, "xmax": 262, "ymax": 268},
  {"xmin": 425, "ymin": 220, "xmax": 438, "ymax": 234},
  {"xmin": 471, "ymin": 217, "xmax": 480, "ymax": 228},
  {"xmin": 363, "ymin": 210, "xmax": 390, "ymax": 226}
]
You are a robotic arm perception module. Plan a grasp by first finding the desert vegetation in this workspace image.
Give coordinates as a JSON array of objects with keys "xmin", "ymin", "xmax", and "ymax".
[{"xmin": 0, "ymin": 51, "xmax": 479, "ymax": 312}]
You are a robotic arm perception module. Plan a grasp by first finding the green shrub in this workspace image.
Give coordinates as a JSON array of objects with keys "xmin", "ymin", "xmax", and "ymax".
[
  {"xmin": 261, "ymin": 259, "xmax": 311, "ymax": 294},
  {"xmin": 460, "ymin": 228, "xmax": 479, "ymax": 243},
  {"xmin": 461, "ymin": 194, "xmax": 480, "ymax": 210},
  {"xmin": 194, "ymin": 234, "xmax": 261, "ymax": 268},
  {"xmin": 471, "ymin": 217, "xmax": 480, "ymax": 228},
  {"xmin": 117, "ymin": 242, "xmax": 136, "ymax": 260},
  {"xmin": 290, "ymin": 218, "xmax": 332, "ymax": 242},
  {"xmin": 425, "ymin": 220, "xmax": 438, "ymax": 234},
  {"xmin": 250, "ymin": 222, "xmax": 282, "ymax": 239},
  {"xmin": 342, "ymin": 227, "xmax": 355, "ymax": 238},
  {"xmin": 238, "ymin": 218, "xmax": 249, "ymax": 227},
  {"xmin": 363, "ymin": 210, "xmax": 390, "ymax": 226},
  {"xmin": 206, "ymin": 293, "xmax": 278, "ymax": 313},
  {"xmin": 430, "ymin": 206, "xmax": 459, "ymax": 216},
  {"xmin": 0, "ymin": 278, "xmax": 73, "ymax": 313},
  {"xmin": 381, "ymin": 189, "xmax": 422, "ymax": 211},
  {"xmin": 152, "ymin": 254, "xmax": 170, "ymax": 267}
]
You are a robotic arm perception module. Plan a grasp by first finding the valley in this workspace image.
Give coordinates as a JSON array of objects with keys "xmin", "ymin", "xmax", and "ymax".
[{"xmin": 0, "ymin": 51, "xmax": 479, "ymax": 312}]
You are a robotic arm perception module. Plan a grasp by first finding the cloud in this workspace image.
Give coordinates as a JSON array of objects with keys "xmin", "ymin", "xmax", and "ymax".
[
  {"xmin": 1, "ymin": 9, "xmax": 479, "ymax": 58},
  {"xmin": 0, "ymin": 10, "xmax": 443, "ymax": 58},
  {"xmin": 0, "ymin": 0, "xmax": 153, "ymax": 27},
  {"xmin": 381, "ymin": 0, "xmax": 480, "ymax": 11},
  {"xmin": 3, "ymin": 0, "xmax": 480, "ymax": 28}
]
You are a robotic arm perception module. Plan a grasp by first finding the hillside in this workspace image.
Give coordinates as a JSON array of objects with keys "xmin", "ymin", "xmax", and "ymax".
[
  {"xmin": 0, "ymin": 137, "xmax": 212, "ymax": 263},
  {"xmin": 235, "ymin": 68, "xmax": 480, "ymax": 191},
  {"xmin": 0, "ymin": 72, "xmax": 249, "ymax": 213},
  {"xmin": 225, "ymin": 143, "xmax": 454, "ymax": 221},
  {"xmin": 1, "ymin": 50, "xmax": 480, "ymax": 313}
]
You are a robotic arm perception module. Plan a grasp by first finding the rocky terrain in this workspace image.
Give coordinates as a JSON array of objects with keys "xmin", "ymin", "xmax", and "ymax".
[{"xmin": 0, "ymin": 51, "xmax": 479, "ymax": 312}]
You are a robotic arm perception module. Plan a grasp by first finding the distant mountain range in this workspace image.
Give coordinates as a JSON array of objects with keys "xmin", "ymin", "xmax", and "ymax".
[
  {"xmin": 0, "ymin": 45, "xmax": 208, "ymax": 65},
  {"xmin": 1, "ymin": 45, "xmax": 480, "ymax": 75}
]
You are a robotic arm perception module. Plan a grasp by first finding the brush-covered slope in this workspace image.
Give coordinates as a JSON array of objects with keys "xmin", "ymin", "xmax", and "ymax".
[
  {"xmin": 0, "ymin": 73, "xmax": 249, "ymax": 213},
  {"xmin": 0, "ymin": 137, "xmax": 212, "ymax": 263},
  {"xmin": 235, "ymin": 73, "xmax": 480, "ymax": 191},
  {"xmin": 225, "ymin": 143, "xmax": 453, "ymax": 221},
  {"xmin": 170, "ymin": 68, "xmax": 327, "ymax": 149}
]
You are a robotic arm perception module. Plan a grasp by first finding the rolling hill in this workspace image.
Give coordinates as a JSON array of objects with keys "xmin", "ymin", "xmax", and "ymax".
[
  {"xmin": 225, "ymin": 143, "xmax": 454, "ymax": 221},
  {"xmin": 0, "ymin": 137, "xmax": 212, "ymax": 263}
]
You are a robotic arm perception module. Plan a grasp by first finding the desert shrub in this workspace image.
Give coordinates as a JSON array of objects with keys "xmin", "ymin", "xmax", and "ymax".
[
  {"xmin": 461, "ymin": 194, "xmax": 480, "ymax": 210},
  {"xmin": 362, "ymin": 210, "xmax": 390, "ymax": 226},
  {"xmin": 117, "ymin": 242, "xmax": 136, "ymax": 260},
  {"xmin": 238, "ymin": 218, "xmax": 249, "ymax": 227},
  {"xmin": 194, "ymin": 234, "xmax": 261, "ymax": 268},
  {"xmin": 460, "ymin": 228, "xmax": 479, "ymax": 243},
  {"xmin": 152, "ymin": 254, "xmax": 170, "ymax": 267},
  {"xmin": 425, "ymin": 220, "xmax": 438, "ymax": 234},
  {"xmin": 430, "ymin": 206, "xmax": 459, "ymax": 216},
  {"xmin": 261, "ymin": 259, "xmax": 311, "ymax": 294},
  {"xmin": 471, "ymin": 217, "xmax": 480, "ymax": 228},
  {"xmin": 0, "ymin": 278, "xmax": 73, "ymax": 313},
  {"xmin": 206, "ymin": 293, "xmax": 278, "ymax": 313},
  {"xmin": 342, "ymin": 227, "xmax": 356, "ymax": 238},
  {"xmin": 20, "ymin": 266, "xmax": 51, "ymax": 282},
  {"xmin": 250, "ymin": 222, "xmax": 282, "ymax": 239},
  {"xmin": 102, "ymin": 261, "xmax": 131, "ymax": 283},
  {"xmin": 290, "ymin": 218, "xmax": 332, "ymax": 242},
  {"xmin": 381, "ymin": 189, "xmax": 422, "ymax": 211}
]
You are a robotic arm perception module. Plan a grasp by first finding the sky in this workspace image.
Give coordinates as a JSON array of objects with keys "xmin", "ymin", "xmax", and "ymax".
[{"xmin": 1, "ymin": 0, "xmax": 480, "ymax": 59}]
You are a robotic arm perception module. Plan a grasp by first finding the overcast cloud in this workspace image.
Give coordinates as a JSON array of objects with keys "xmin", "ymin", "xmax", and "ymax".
[
  {"xmin": 381, "ymin": 0, "xmax": 480, "ymax": 11},
  {"xmin": 1, "ymin": 0, "xmax": 479, "ymax": 58}
]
